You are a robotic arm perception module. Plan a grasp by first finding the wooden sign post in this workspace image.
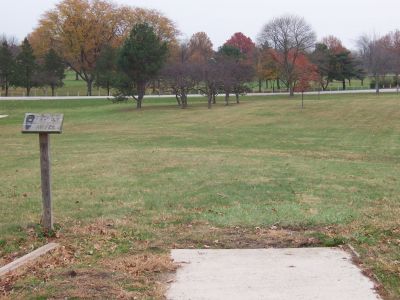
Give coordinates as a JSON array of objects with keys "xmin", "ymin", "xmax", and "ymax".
[{"xmin": 22, "ymin": 113, "xmax": 64, "ymax": 232}]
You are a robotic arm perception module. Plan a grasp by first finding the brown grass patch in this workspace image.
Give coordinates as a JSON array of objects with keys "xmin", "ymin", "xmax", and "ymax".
[
  {"xmin": 49, "ymin": 268, "xmax": 135, "ymax": 300},
  {"xmin": 103, "ymin": 254, "xmax": 178, "ymax": 299},
  {"xmin": 0, "ymin": 245, "xmax": 74, "ymax": 297}
]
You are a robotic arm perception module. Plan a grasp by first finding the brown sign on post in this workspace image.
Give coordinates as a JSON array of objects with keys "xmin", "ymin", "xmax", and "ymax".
[{"xmin": 22, "ymin": 113, "xmax": 64, "ymax": 232}]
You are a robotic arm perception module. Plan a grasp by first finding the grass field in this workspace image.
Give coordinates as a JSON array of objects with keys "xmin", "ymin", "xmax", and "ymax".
[{"xmin": 0, "ymin": 94, "xmax": 399, "ymax": 299}]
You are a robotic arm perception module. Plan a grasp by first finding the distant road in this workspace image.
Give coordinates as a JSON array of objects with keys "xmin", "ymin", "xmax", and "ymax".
[{"xmin": 0, "ymin": 88, "xmax": 399, "ymax": 101}]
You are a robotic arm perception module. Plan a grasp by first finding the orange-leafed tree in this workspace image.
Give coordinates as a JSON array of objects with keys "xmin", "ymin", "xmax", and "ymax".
[
  {"xmin": 29, "ymin": 0, "xmax": 178, "ymax": 96},
  {"xmin": 255, "ymin": 47, "xmax": 279, "ymax": 92},
  {"xmin": 118, "ymin": 6, "xmax": 179, "ymax": 45},
  {"xmin": 29, "ymin": 0, "xmax": 125, "ymax": 96},
  {"xmin": 188, "ymin": 32, "xmax": 214, "ymax": 64}
]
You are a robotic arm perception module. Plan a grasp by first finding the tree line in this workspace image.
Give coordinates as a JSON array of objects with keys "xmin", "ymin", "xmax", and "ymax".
[
  {"xmin": 1, "ymin": 0, "xmax": 400, "ymax": 109},
  {"xmin": 0, "ymin": 36, "xmax": 64, "ymax": 97}
]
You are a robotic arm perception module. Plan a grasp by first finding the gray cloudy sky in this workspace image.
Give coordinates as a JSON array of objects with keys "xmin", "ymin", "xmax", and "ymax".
[{"xmin": 1, "ymin": 0, "xmax": 399, "ymax": 49}]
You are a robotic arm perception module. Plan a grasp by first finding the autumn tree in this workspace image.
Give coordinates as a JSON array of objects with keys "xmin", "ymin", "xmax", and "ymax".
[
  {"xmin": 0, "ymin": 41, "xmax": 16, "ymax": 96},
  {"xmin": 255, "ymin": 46, "xmax": 279, "ymax": 92},
  {"xmin": 117, "ymin": 6, "xmax": 179, "ymax": 45},
  {"xmin": 116, "ymin": 23, "xmax": 168, "ymax": 109},
  {"xmin": 188, "ymin": 32, "xmax": 214, "ymax": 64},
  {"xmin": 29, "ymin": 0, "xmax": 178, "ymax": 96},
  {"xmin": 258, "ymin": 15, "xmax": 316, "ymax": 96},
  {"xmin": 29, "ymin": 0, "xmax": 125, "ymax": 96},
  {"xmin": 293, "ymin": 54, "xmax": 319, "ymax": 108},
  {"xmin": 225, "ymin": 32, "xmax": 256, "ymax": 61},
  {"xmin": 13, "ymin": 38, "xmax": 37, "ymax": 96}
]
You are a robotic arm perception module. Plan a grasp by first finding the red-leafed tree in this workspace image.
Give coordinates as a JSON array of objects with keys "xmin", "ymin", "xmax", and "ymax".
[
  {"xmin": 293, "ymin": 54, "xmax": 319, "ymax": 108},
  {"xmin": 321, "ymin": 35, "xmax": 347, "ymax": 55},
  {"xmin": 225, "ymin": 32, "xmax": 255, "ymax": 60},
  {"xmin": 269, "ymin": 49, "xmax": 317, "ymax": 95},
  {"xmin": 294, "ymin": 54, "xmax": 319, "ymax": 91}
]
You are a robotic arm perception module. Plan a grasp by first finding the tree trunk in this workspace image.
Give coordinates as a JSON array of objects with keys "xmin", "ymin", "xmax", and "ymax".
[
  {"xmin": 136, "ymin": 95, "xmax": 143, "ymax": 109},
  {"xmin": 277, "ymin": 78, "xmax": 281, "ymax": 90},
  {"xmin": 289, "ymin": 81, "xmax": 294, "ymax": 97},
  {"xmin": 361, "ymin": 79, "xmax": 364, "ymax": 86},
  {"xmin": 51, "ymin": 85, "xmax": 55, "ymax": 97},
  {"xmin": 26, "ymin": 86, "xmax": 31, "ymax": 97},
  {"xmin": 301, "ymin": 92, "xmax": 304, "ymax": 109},
  {"xmin": 87, "ymin": 80, "xmax": 93, "ymax": 96},
  {"xmin": 75, "ymin": 72, "xmax": 79, "ymax": 81},
  {"xmin": 212, "ymin": 93, "xmax": 216, "ymax": 104},
  {"xmin": 342, "ymin": 79, "xmax": 346, "ymax": 91},
  {"xmin": 175, "ymin": 94, "xmax": 182, "ymax": 107},
  {"xmin": 225, "ymin": 92, "xmax": 229, "ymax": 106},
  {"xmin": 107, "ymin": 82, "xmax": 110, "ymax": 96},
  {"xmin": 375, "ymin": 75, "xmax": 380, "ymax": 94},
  {"xmin": 322, "ymin": 80, "xmax": 327, "ymax": 91},
  {"xmin": 207, "ymin": 94, "xmax": 212, "ymax": 109},
  {"xmin": 182, "ymin": 94, "xmax": 188, "ymax": 109},
  {"xmin": 258, "ymin": 79, "xmax": 262, "ymax": 93},
  {"xmin": 137, "ymin": 85, "xmax": 146, "ymax": 109},
  {"xmin": 5, "ymin": 81, "xmax": 9, "ymax": 97},
  {"xmin": 236, "ymin": 93, "xmax": 240, "ymax": 104}
]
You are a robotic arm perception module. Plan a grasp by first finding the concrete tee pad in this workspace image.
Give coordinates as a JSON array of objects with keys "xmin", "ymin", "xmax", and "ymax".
[{"xmin": 167, "ymin": 248, "xmax": 381, "ymax": 300}]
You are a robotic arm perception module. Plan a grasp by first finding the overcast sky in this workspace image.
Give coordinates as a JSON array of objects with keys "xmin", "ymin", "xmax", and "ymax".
[{"xmin": 1, "ymin": 0, "xmax": 399, "ymax": 49}]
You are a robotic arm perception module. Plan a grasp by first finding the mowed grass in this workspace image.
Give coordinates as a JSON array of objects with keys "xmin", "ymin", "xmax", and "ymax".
[{"xmin": 0, "ymin": 94, "xmax": 400, "ymax": 298}]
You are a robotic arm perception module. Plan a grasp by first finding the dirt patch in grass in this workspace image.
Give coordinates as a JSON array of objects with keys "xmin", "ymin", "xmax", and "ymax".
[
  {"xmin": 166, "ymin": 225, "xmax": 322, "ymax": 249},
  {"xmin": 48, "ymin": 268, "xmax": 134, "ymax": 299}
]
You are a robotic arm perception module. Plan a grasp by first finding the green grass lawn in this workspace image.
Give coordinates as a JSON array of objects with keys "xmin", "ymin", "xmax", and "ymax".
[{"xmin": 0, "ymin": 94, "xmax": 399, "ymax": 299}]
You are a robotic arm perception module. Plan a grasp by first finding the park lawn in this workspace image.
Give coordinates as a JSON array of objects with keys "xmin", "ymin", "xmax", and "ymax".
[{"xmin": 0, "ymin": 93, "xmax": 399, "ymax": 299}]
